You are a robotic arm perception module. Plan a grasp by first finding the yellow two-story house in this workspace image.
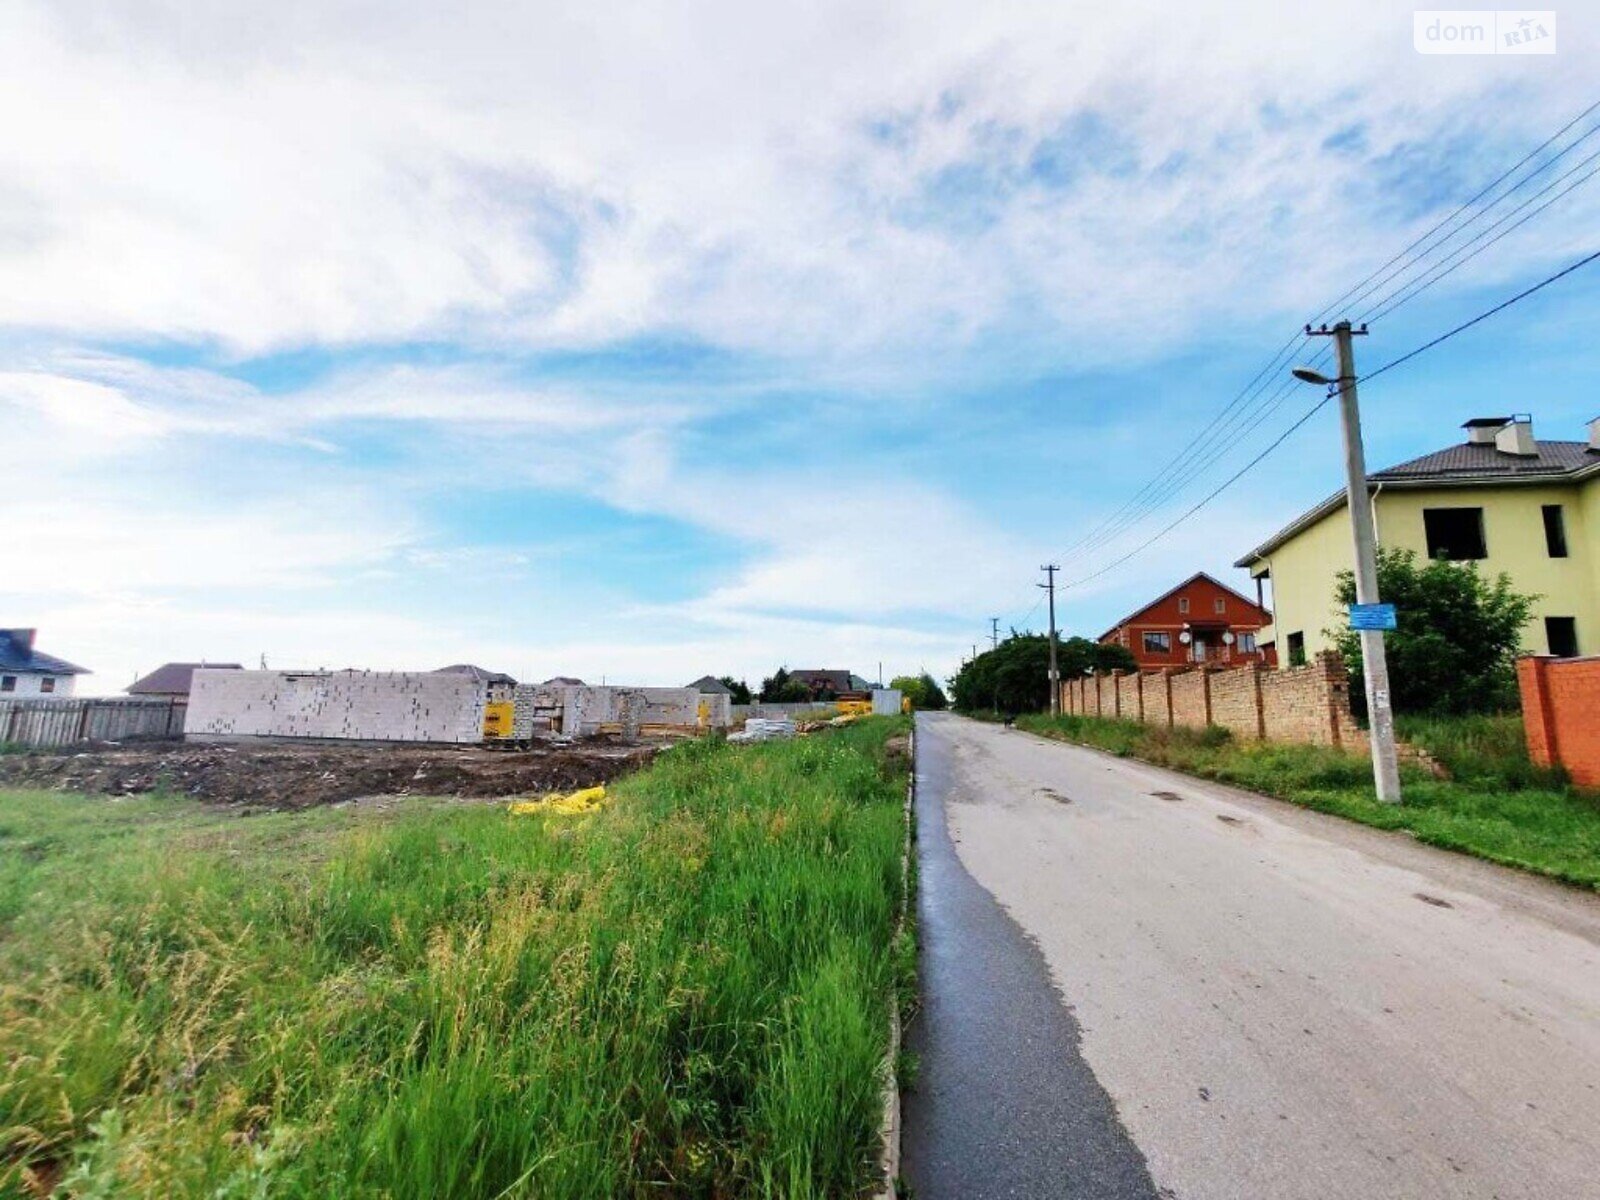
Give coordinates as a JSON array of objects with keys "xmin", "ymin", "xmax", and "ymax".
[{"xmin": 1235, "ymin": 415, "xmax": 1600, "ymax": 665}]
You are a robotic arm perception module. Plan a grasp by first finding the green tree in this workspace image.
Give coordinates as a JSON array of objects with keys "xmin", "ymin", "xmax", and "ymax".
[
  {"xmin": 1057, "ymin": 635, "xmax": 1137, "ymax": 678},
  {"xmin": 1327, "ymin": 547, "xmax": 1535, "ymax": 716},
  {"xmin": 718, "ymin": 676, "xmax": 753, "ymax": 704},
  {"xmin": 890, "ymin": 672, "xmax": 948, "ymax": 711},
  {"xmin": 951, "ymin": 633, "xmax": 1140, "ymax": 715},
  {"xmin": 758, "ymin": 667, "xmax": 811, "ymax": 703}
]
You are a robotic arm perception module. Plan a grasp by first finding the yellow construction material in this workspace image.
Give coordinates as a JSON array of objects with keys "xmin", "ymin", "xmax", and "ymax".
[
  {"xmin": 508, "ymin": 785, "xmax": 607, "ymax": 816},
  {"xmin": 482, "ymin": 701, "xmax": 515, "ymax": 739},
  {"xmin": 836, "ymin": 698, "xmax": 873, "ymax": 717}
]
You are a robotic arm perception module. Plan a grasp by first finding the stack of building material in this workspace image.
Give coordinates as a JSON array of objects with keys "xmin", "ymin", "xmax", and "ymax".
[
  {"xmin": 185, "ymin": 669, "xmax": 487, "ymax": 744},
  {"xmin": 728, "ymin": 717, "xmax": 796, "ymax": 743}
]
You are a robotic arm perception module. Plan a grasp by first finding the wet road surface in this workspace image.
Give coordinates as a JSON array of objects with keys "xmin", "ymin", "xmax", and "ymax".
[
  {"xmin": 901, "ymin": 716, "xmax": 1158, "ymax": 1200},
  {"xmin": 902, "ymin": 712, "xmax": 1600, "ymax": 1199}
]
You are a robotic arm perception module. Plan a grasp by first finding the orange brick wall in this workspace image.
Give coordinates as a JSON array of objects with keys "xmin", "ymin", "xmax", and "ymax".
[
  {"xmin": 1057, "ymin": 652, "xmax": 1363, "ymax": 750},
  {"xmin": 1209, "ymin": 664, "xmax": 1264, "ymax": 740},
  {"xmin": 1168, "ymin": 668, "xmax": 1209, "ymax": 728},
  {"xmin": 1518, "ymin": 655, "xmax": 1600, "ymax": 788},
  {"xmin": 1145, "ymin": 672, "xmax": 1173, "ymax": 728}
]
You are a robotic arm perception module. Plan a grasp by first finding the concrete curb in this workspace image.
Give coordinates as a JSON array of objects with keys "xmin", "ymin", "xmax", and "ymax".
[{"xmin": 873, "ymin": 723, "xmax": 914, "ymax": 1200}]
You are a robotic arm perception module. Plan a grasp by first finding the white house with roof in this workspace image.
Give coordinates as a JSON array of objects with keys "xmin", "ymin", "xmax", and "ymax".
[{"xmin": 0, "ymin": 628, "xmax": 90, "ymax": 697}]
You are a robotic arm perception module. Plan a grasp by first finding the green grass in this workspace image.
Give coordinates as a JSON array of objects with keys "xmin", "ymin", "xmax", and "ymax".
[
  {"xmin": 1393, "ymin": 712, "xmax": 1566, "ymax": 790},
  {"xmin": 1014, "ymin": 713, "xmax": 1600, "ymax": 890},
  {"xmin": 0, "ymin": 718, "xmax": 911, "ymax": 1199}
]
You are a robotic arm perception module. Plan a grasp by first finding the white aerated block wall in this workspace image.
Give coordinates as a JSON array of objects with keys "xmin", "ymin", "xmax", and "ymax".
[
  {"xmin": 561, "ymin": 686, "xmax": 730, "ymax": 733},
  {"xmin": 185, "ymin": 669, "xmax": 487, "ymax": 743}
]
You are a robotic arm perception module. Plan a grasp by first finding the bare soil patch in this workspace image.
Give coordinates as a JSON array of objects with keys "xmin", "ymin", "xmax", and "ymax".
[{"xmin": 0, "ymin": 739, "xmax": 656, "ymax": 809}]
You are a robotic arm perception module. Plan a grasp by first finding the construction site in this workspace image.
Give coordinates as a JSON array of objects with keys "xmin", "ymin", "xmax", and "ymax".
[{"xmin": 0, "ymin": 670, "xmax": 732, "ymax": 808}]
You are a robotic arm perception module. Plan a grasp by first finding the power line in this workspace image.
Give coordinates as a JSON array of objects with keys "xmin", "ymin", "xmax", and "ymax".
[
  {"xmin": 1064, "ymin": 395, "xmax": 1334, "ymax": 587},
  {"xmin": 989, "ymin": 101, "xmax": 1600, "ymax": 640},
  {"xmin": 1062, "ymin": 247, "xmax": 1600, "ymax": 587},
  {"xmin": 1363, "ymin": 248, "xmax": 1600, "ymax": 383},
  {"xmin": 1362, "ymin": 154, "xmax": 1600, "ymax": 325},
  {"xmin": 1314, "ymin": 98, "xmax": 1600, "ymax": 322},
  {"xmin": 1048, "ymin": 103, "xmax": 1600, "ymax": 586},
  {"xmin": 1335, "ymin": 111, "xmax": 1600, "ymax": 321}
]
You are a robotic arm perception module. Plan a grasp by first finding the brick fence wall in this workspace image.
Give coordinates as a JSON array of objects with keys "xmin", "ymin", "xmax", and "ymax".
[
  {"xmin": 1518, "ymin": 655, "xmax": 1600, "ymax": 788},
  {"xmin": 1061, "ymin": 652, "xmax": 1366, "ymax": 750}
]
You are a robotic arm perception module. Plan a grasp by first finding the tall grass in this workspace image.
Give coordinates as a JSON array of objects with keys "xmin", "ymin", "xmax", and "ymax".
[
  {"xmin": 0, "ymin": 719, "xmax": 910, "ymax": 1198},
  {"xmin": 1015, "ymin": 714, "xmax": 1600, "ymax": 890},
  {"xmin": 1393, "ymin": 712, "xmax": 1564, "ymax": 790}
]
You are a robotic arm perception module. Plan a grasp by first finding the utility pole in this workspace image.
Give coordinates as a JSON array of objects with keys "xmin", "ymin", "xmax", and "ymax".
[
  {"xmin": 1039, "ymin": 564, "xmax": 1061, "ymax": 716},
  {"xmin": 989, "ymin": 616, "xmax": 1000, "ymax": 650},
  {"xmin": 1309, "ymin": 321, "xmax": 1402, "ymax": 803}
]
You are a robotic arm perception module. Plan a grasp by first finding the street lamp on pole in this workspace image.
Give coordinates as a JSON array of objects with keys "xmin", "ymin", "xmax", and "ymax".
[{"xmin": 1291, "ymin": 321, "xmax": 1402, "ymax": 803}]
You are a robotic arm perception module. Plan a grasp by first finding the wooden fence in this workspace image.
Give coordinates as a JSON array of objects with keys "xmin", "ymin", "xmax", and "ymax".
[{"xmin": 0, "ymin": 697, "xmax": 186, "ymax": 749}]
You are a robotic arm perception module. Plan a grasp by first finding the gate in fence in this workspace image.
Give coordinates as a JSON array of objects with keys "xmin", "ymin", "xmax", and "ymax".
[{"xmin": 0, "ymin": 697, "xmax": 185, "ymax": 749}]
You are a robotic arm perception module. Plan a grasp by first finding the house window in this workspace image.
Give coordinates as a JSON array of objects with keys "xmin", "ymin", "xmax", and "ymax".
[
  {"xmin": 1178, "ymin": 597, "xmax": 1190, "ymax": 614},
  {"xmin": 1423, "ymin": 507, "xmax": 1487, "ymax": 561},
  {"xmin": 40, "ymin": 677, "xmax": 55, "ymax": 694},
  {"xmin": 1286, "ymin": 632, "xmax": 1306, "ymax": 667},
  {"xmin": 1546, "ymin": 616, "xmax": 1579, "ymax": 658},
  {"xmin": 1543, "ymin": 505, "xmax": 1569, "ymax": 558},
  {"xmin": 0, "ymin": 675, "xmax": 14, "ymax": 692},
  {"xmin": 1142, "ymin": 631, "xmax": 1171, "ymax": 654},
  {"xmin": 1214, "ymin": 597, "xmax": 1226, "ymax": 614},
  {"xmin": 1238, "ymin": 632, "xmax": 1257, "ymax": 653}
]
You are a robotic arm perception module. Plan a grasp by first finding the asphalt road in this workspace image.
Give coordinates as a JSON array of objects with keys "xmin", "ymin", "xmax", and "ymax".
[{"xmin": 902, "ymin": 712, "xmax": 1600, "ymax": 1200}]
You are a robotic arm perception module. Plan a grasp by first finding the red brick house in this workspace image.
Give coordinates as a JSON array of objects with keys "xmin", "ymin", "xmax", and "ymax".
[{"xmin": 1099, "ymin": 572, "xmax": 1275, "ymax": 668}]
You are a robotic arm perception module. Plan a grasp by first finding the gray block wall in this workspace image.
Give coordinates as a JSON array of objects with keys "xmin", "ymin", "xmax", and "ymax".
[
  {"xmin": 562, "ymin": 686, "xmax": 730, "ymax": 734},
  {"xmin": 185, "ymin": 669, "xmax": 487, "ymax": 743}
]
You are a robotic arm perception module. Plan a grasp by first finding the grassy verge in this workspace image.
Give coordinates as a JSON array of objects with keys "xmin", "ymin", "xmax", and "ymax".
[
  {"xmin": 1013, "ymin": 713, "xmax": 1600, "ymax": 890},
  {"xmin": 0, "ymin": 718, "xmax": 912, "ymax": 1199}
]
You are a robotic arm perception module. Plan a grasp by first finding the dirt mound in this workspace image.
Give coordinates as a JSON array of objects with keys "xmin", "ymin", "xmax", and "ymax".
[{"xmin": 0, "ymin": 740, "xmax": 656, "ymax": 809}]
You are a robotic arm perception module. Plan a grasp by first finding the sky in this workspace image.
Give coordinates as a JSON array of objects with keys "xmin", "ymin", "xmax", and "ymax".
[{"xmin": 3, "ymin": 1, "xmax": 1599, "ymax": 694}]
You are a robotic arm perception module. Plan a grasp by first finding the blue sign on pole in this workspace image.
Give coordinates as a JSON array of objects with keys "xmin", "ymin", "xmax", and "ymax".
[{"xmin": 1348, "ymin": 603, "xmax": 1397, "ymax": 631}]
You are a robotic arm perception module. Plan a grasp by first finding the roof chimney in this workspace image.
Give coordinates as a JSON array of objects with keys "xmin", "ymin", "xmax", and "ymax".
[
  {"xmin": 1461, "ymin": 416, "xmax": 1511, "ymax": 445},
  {"xmin": 1589, "ymin": 415, "xmax": 1600, "ymax": 453},
  {"xmin": 1494, "ymin": 414, "xmax": 1537, "ymax": 457},
  {"xmin": 1, "ymin": 628, "xmax": 36, "ymax": 653}
]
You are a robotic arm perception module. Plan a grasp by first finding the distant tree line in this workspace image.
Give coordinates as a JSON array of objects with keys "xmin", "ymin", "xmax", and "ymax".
[
  {"xmin": 950, "ymin": 633, "xmax": 1134, "ymax": 715},
  {"xmin": 890, "ymin": 673, "xmax": 948, "ymax": 710}
]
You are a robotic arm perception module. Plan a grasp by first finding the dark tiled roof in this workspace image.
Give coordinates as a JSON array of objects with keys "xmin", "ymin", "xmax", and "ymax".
[
  {"xmin": 686, "ymin": 675, "xmax": 733, "ymax": 694},
  {"xmin": 1371, "ymin": 440, "xmax": 1596, "ymax": 481},
  {"xmin": 434, "ymin": 663, "xmax": 517, "ymax": 685},
  {"xmin": 791, "ymin": 669, "xmax": 855, "ymax": 693},
  {"xmin": 128, "ymin": 662, "xmax": 242, "ymax": 696},
  {"xmin": 0, "ymin": 630, "xmax": 89, "ymax": 676},
  {"xmin": 1237, "ymin": 437, "xmax": 1600, "ymax": 566}
]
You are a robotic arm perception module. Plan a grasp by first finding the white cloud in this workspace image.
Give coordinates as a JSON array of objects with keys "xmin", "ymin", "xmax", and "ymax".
[
  {"xmin": 0, "ymin": 1, "xmax": 1592, "ymax": 367},
  {"xmin": 5, "ymin": 1, "xmax": 1599, "ymax": 692}
]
